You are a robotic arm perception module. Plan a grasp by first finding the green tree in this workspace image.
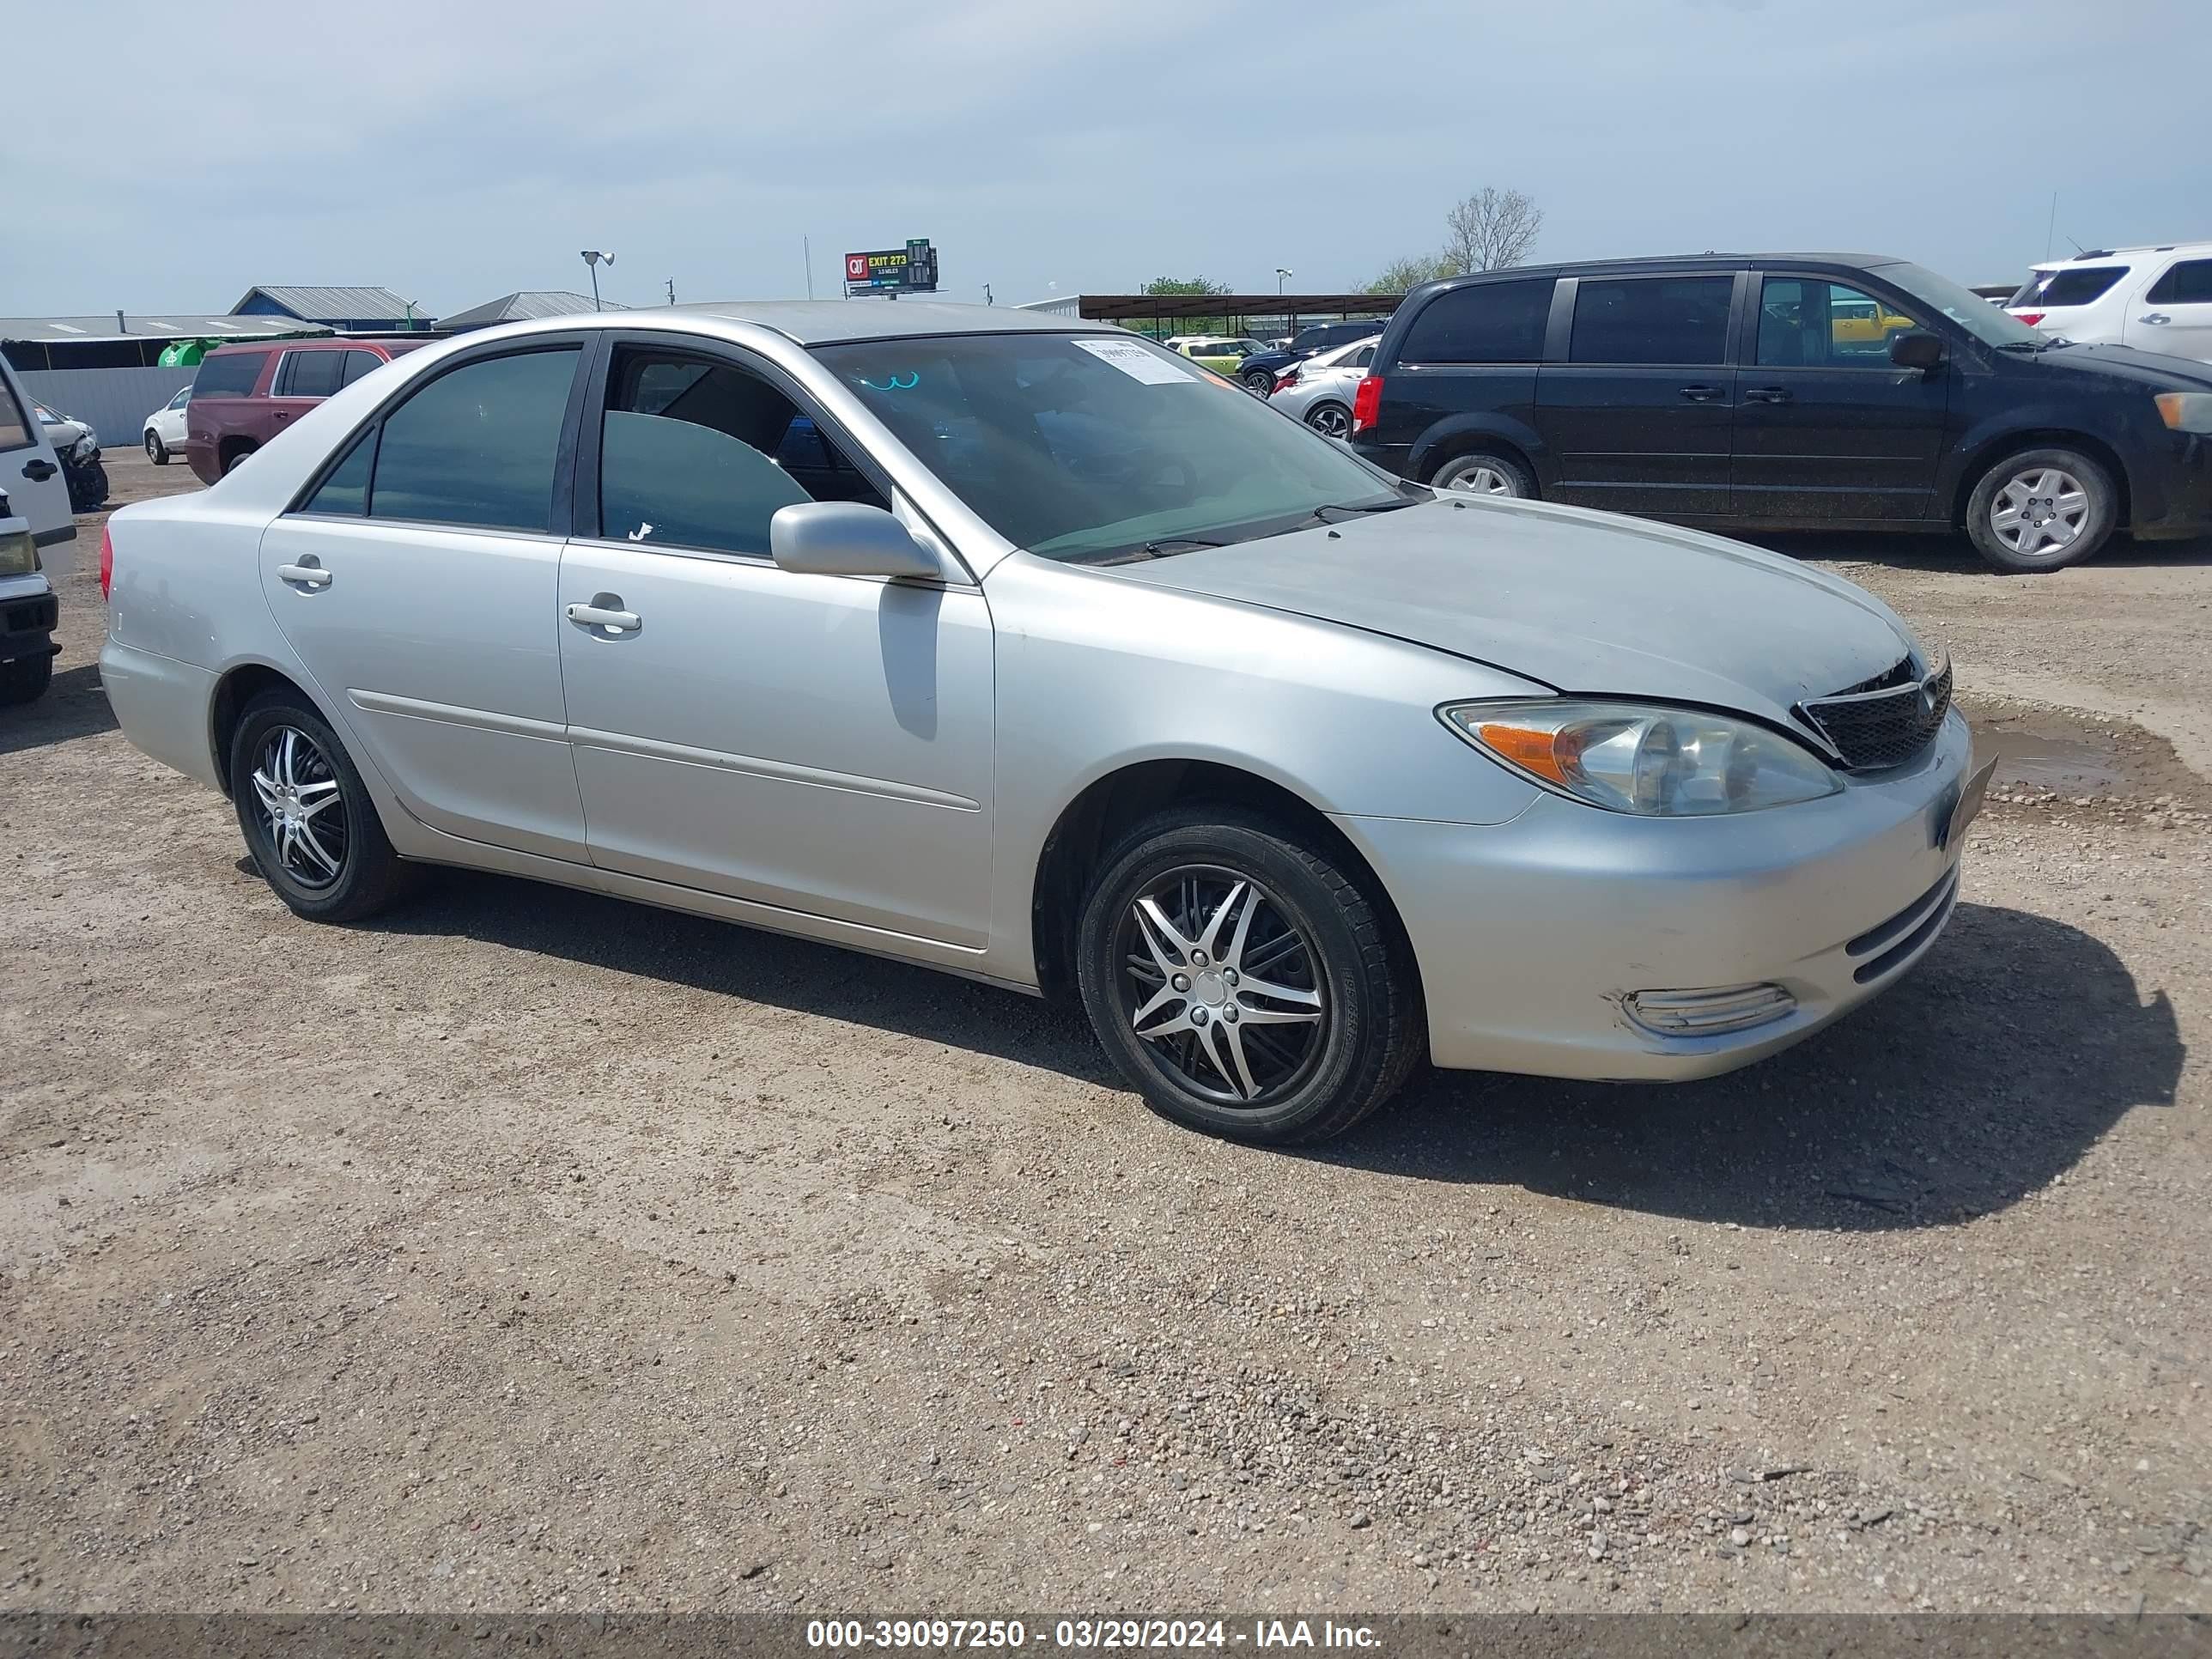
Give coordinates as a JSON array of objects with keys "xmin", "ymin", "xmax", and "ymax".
[
  {"xmin": 1138, "ymin": 275, "xmax": 1233, "ymax": 337},
  {"xmin": 1364, "ymin": 253, "xmax": 1449, "ymax": 295}
]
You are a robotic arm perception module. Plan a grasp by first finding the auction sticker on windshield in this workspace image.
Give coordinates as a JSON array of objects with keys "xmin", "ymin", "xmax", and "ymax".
[{"xmin": 1073, "ymin": 337, "xmax": 1195, "ymax": 384}]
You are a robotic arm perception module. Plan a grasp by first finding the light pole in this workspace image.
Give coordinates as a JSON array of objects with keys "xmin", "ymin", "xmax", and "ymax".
[
  {"xmin": 1276, "ymin": 267, "xmax": 1292, "ymax": 295},
  {"xmin": 580, "ymin": 250, "xmax": 613, "ymax": 311}
]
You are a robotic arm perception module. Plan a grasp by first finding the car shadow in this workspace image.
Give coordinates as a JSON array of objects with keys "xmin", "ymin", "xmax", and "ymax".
[
  {"xmin": 362, "ymin": 872, "xmax": 2175, "ymax": 1232},
  {"xmin": 1741, "ymin": 527, "xmax": 2212, "ymax": 573},
  {"xmin": 0, "ymin": 662, "xmax": 119, "ymax": 757}
]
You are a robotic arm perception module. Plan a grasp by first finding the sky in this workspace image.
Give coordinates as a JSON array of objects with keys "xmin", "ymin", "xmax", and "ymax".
[{"xmin": 6, "ymin": 0, "xmax": 2208, "ymax": 318}]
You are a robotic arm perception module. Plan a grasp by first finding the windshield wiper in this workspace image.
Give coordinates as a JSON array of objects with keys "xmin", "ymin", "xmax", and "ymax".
[
  {"xmin": 1091, "ymin": 537, "xmax": 1227, "ymax": 566},
  {"xmin": 1308, "ymin": 498, "xmax": 1419, "ymax": 525}
]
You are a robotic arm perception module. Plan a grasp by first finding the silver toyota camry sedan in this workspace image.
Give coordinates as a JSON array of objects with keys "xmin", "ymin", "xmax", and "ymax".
[{"xmin": 100, "ymin": 302, "xmax": 1990, "ymax": 1144}]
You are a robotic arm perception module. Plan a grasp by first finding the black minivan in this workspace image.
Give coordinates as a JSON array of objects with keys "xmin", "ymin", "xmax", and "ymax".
[{"xmin": 1350, "ymin": 253, "xmax": 2212, "ymax": 571}]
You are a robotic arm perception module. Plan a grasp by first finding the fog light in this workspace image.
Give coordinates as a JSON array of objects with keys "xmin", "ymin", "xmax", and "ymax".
[{"xmin": 1625, "ymin": 983, "xmax": 1796, "ymax": 1037}]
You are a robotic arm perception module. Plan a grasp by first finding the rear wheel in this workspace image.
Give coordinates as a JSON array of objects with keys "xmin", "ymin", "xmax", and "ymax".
[
  {"xmin": 1075, "ymin": 809, "xmax": 1424, "ymax": 1144},
  {"xmin": 1428, "ymin": 449, "xmax": 1535, "ymax": 499},
  {"xmin": 229, "ymin": 692, "xmax": 413, "ymax": 922},
  {"xmin": 1966, "ymin": 446, "xmax": 2117, "ymax": 572},
  {"xmin": 1305, "ymin": 402, "xmax": 1352, "ymax": 439},
  {"xmin": 146, "ymin": 431, "xmax": 168, "ymax": 465},
  {"xmin": 222, "ymin": 445, "xmax": 256, "ymax": 476}
]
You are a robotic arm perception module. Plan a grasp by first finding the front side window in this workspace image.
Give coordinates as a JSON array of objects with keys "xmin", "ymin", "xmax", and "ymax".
[
  {"xmin": 279, "ymin": 350, "xmax": 346, "ymax": 398},
  {"xmin": 595, "ymin": 349, "xmax": 884, "ymax": 556},
  {"xmin": 304, "ymin": 429, "xmax": 375, "ymax": 516},
  {"xmin": 2146, "ymin": 259, "xmax": 2212, "ymax": 306},
  {"xmin": 1397, "ymin": 278, "xmax": 1553, "ymax": 365},
  {"xmin": 167, "ymin": 387, "xmax": 192, "ymax": 411},
  {"xmin": 2008, "ymin": 265, "xmax": 2128, "ymax": 307},
  {"xmin": 368, "ymin": 347, "xmax": 579, "ymax": 532},
  {"xmin": 191, "ymin": 350, "xmax": 265, "ymax": 398},
  {"xmin": 1569, "ymin": 276, "xmax": 1732, "ymax": 365},
  {"xmin": 1757, "ymin": 279, "xmax": 1922, "ymax": 367},
  {"xmin": 812, "ymin": 331, "xmax": 1406, "ymax": 565},
  {"xmin": 0, "ymin": 374, "xmax": 33, "ymax": 453}
]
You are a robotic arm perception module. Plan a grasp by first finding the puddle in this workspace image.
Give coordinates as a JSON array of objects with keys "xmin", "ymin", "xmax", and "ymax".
[{"xmin": 1958, "ymin": 696, "xmax": 2208, "ymax": 808}]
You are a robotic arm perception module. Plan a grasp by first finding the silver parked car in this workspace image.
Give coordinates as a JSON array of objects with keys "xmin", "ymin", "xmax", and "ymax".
[
  {"xmin": 1267, "ymin": 334, "xmax": 1381, "ymax": 437},
  {"xmin": 100, "ymin": 304, "xmax": 1990, "ymax": 1144}
]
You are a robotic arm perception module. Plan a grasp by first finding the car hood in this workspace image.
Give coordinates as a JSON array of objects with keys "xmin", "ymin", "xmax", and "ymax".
[
  {"xmin": 2021, "ymin": 341, "xmax": 2212, "ymax": 391},
  {"xmin": 1102, "ymin": 497, "xmax": 1922, "ymax": 732}
]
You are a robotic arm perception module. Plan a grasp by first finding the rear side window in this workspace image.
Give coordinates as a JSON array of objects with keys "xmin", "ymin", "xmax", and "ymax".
[
  {"xmin": 0, "ymin": 373, "xmax": 29, "ymax": 453},
  {"xmin": 2009, "ymin": 266, "xmax": 2127, "ymax": 307},
  {"xmin": 340, "ymin": 349, "xmax": 386, "ymax": 386},
  {"xmin": 277, "ymin": 350, "xmax": 346, "ymax": 398},
  {"xmin": 192, "ymin": 351, "xmax": 265, "ymax": 398},
  {"xmin": 2145, "ymin": 259, "xmax": 2212, "ymax": 306},
  {"xmin": 1397, "ymin": 279, "xmax": 1553, "ymax": 364},
  {"xmin": 1570, "ymin": 276, "xmax": 1733, "ymax": 365},
  {"xmin": 368, "ymin": 347, "xmax": 580, "ymax": 532}
]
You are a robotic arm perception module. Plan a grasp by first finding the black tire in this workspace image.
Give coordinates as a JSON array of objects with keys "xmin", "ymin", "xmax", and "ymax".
[
  {"xmin": 1965, "ymin": 446, "xmax": 2118, "ymax": 573},
  {"xmin": 1075, "ymin": 807, "xmax": 1424, "ymax": 1145},
  {"xmin": 222, "ymin": 446, "xmax": 255, "ymax": 477},
  {"xmin": 229, "ymin": 691, "xmax": 414, "ymax": 923},
  {"xmin": 1304, "ymin": 401, "xmax": 1352, "ymax": 439},
  {"xmin": 1243, "ymin": 368, "xmax": 1275, "ymax": 396},
  {"xmin": 1425, "ymin": 447, "xmax": 1536, "ymax": 500},
  {"xmin": 146, "ymin": 432, "xmax": 168, "ymax": 465},
  {"xmin": 0, "ymin": 652, "xmax": 53, "ymax": 706}
]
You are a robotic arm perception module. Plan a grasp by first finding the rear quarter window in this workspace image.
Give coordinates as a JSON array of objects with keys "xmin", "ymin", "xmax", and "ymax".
[
  {"xmin": 192, "ymin": 351, "xmax": 267, "ymax": 398},
  {"xmin": 2010, "ymin": 266, "xmax": 2128, "ymax": 307},
  {"xmin": 1396, "ymin": 278, "xmax": 1553, "ymax": 364}
]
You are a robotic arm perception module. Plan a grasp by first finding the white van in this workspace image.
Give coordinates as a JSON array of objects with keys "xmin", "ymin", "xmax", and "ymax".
[
  {"xmin": 2007, "ymin": 241, "xmax": 2212, "ymax": 362},
  {"xmin": 0, "ymin": 353, "xmax": 72, "ymax": 703}
]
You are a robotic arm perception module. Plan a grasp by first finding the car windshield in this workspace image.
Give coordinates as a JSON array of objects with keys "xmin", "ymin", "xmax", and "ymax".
[
  {"xmin": 1879, "ymin": 261, "xmax": 2045, "ymax": 347},
  {"xmin": 812, "ymin": 331, "xmax": 1406, "ymax": 564}
]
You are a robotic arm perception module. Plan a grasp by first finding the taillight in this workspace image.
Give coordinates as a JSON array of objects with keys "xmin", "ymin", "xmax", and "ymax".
[
  {"xmin": 2014, "ymin": 311, "xmax": 2045, "ymax": 327},
  {"xmin": 1274, "ymin": 368, "xmax": 1299, "ymax": 392},
  {"xmin": 99, "ymin": 523, "xmax": 113, "ymax": 600},
  {"xmin": 1351, "ymin": 373, "xmax": 1383, "ymax": 434}
]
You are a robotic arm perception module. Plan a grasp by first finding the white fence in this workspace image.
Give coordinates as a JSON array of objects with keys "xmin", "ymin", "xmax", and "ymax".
[{"xmin": 20, "ymin": 365, "xmax": 198, "ymax": 448}]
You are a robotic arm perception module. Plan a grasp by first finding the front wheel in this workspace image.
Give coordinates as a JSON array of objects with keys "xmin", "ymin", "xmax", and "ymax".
[
  {"xmin": 1243, "ymin": 368, "xmax": 1275, "ymax": 396},
  {"xmin": 1075, "ymin": 810, "xmax": 1424, "ymax": 1144},
  {"xmin": 1428, "ymin": 450, "xmax": 1535, "ymax": 499},
  {"xmin": 230, "ymin": 692, "xmax": 414, "ymax": 922},
  {"xmin": 1304, "ymin": 402, "xmax": 1352, "ymax": 439},
  {"xmin": 0, "ymin": 652, "xmax": 53, "ymax": 705},
  {"xmin": 1966, "ymin": 447, "xmax": 2118, "ymax": 572}
]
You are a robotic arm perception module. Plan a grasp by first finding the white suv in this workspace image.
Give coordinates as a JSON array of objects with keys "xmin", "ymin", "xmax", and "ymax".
[{"xmin": 2007, "ymin": 241, "xmax": 2212, "ymax": 362}]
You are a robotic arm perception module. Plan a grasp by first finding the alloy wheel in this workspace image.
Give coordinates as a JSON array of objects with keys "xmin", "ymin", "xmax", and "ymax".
[
  {"xmin": 1115, "ymin": 866, "xmax": 1327, "ymax": 1106},
  {"xmin": 1244, "ymin": 372, "xmax": 1273, "ymax": 396},
  {"xmin": 1989, "ymin": 466, "xmax": 2088, "ymax": 559},
  {"xmin": 250, "ymin": 726, "xmax": 349, "ymax": 889},
  {"xmin": 1437, "ymin": 459, "xmax": 1516, "ymax": 496},
  {"xmin": 1306, "ymin": 404, "xmax": 1351, "ymax": 438}
]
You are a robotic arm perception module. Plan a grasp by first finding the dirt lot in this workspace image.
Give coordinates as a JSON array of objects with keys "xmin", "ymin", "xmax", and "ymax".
[{"xmin": 3, "ymin": 456, "xmax": 2209, "ymax": 1615}]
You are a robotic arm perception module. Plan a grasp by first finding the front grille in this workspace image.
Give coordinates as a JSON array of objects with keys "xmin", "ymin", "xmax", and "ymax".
[{"xmin": 1798, "ymin": 654, "xmax": 1953, "ymax": 772}]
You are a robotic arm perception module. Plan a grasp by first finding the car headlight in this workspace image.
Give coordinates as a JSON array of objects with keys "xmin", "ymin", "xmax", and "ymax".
[
  {"xmin": 1440, "ymin": 700, "xmax": 1842, "ymax": 815},
  {"xmin": 0, "ymin": 518, "xmax": 36, "ymax": 578},
  {"xmin": 2154, "ymin": 392, "xmax": 2212, "ymax": 434},
  {"xmin": 70, "ymin": 435, "xmax": 98, "ymax": 462}
]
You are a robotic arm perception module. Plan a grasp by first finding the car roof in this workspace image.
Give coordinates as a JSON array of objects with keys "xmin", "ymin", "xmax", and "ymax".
[
  {"xmin": 675, "ymin": 299, "xmax": 1105, "ymax": 345},
  {"xmin": 2030, "ymin": 240, "xmax": 2212, "ymax": 270},
  {"xmin": 1416, "ymin": 252, "xmax": 1907, "ymax": 285}
]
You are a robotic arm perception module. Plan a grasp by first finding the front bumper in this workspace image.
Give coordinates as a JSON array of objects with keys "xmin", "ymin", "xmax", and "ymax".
[
  {"xmin": 1336, "ymin": 710, "xmax": 1973, "ymax": 1079},
  {"xmin": 2129, "ymin": 430, "xmax": 2212, "ymax": 541},
  {"xmin": 0, "ymin": 575, "xmax": 59, "ymax": 665}
]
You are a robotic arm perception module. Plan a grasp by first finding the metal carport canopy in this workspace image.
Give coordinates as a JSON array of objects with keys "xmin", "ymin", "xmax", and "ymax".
[{"xmin": 1077, "ymin": 294, "xmax": 1402, "ymax": 321}]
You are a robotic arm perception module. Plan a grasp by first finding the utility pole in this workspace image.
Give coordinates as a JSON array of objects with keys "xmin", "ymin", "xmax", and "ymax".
[{"xmin": 665, "ymin": 278, "xmax": 676, "ymax": 306}]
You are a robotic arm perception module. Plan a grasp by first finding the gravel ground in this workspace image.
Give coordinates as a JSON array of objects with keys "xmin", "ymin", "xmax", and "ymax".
[{"xmin": 3, "ymin": 458, "xmax": 2208, "ymax": 1615}]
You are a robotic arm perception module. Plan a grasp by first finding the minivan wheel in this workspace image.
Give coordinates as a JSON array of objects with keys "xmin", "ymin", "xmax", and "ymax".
[
  {"xmin": 229, "ymin": 692, "xmax": 413, "ymax": 923},
  {"xmin": 1075, "ymin": 809, "xmax": 1424, "ymax": 1145},
  {"xmin": 1305, "ymin": 402, "xmax": 1352, "ymax": 438},
  {"xmin": 146, "ymin": 432, "xmax": 168, "ymax": 465},
  {"xmin": 1966, "ymin": 447, "xmax": 2117, "ymax": 573},
  {"xmin": 1430, "ymin": 450, "xmax": 1534, "ymax": 499}
]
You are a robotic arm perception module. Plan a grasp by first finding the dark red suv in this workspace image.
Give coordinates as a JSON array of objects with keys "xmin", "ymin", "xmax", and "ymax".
[{"xmin": 185, "ymin": 338, "xmax": 428, "ymax": 484}]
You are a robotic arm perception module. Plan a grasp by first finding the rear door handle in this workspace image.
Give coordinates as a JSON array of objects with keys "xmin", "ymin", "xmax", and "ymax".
[
  {"xmin": 276, "ymin": 560, "xmax": 331, "ymax": 589},
  {"xmin": 2140, "ymin": 313, "xmax": 2172, "ymax": 325},
  {"xmin": 21, "ymin": 459, "xmax": 57, "ymax": 482},
  {"xmin": 1678, "ymin": 384, "xmax": 1724, "ymax": 403},
  {"xmin": 1743, "ymin": 386, "xmax": 1794, "ymax": 404},
  {"xmin": 566, "ymin": 600, "xmax": 641, "ymax": 634}
]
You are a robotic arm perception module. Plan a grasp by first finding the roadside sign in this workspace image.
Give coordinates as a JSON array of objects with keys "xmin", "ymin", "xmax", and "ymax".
[{"xmin": 843, "ymin": 240, "xmax": 939, "ymax": 296}]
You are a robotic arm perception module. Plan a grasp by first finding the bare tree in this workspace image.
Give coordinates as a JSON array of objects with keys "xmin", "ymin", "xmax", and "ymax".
[{"xmin": 1440, "ymin": 186, "xmax": 1544, "ymax": 274}]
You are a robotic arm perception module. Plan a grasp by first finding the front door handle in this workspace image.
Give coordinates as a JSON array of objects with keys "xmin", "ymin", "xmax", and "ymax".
[
  {"xmin": 276, "ymin": 559, "xmax": 331, "ymax": 589},
  {"xmin": 1678, "ymin": 384, "xmax": 1724, "ymax": 403},
  {"xmin": 22, "ymin": 459, "xmax": 57, "ymax": 482},
  {"xmin": 1743, "ymin": 386, "xmax": 1794, "ymax": 404},
  {"xmin": 566, "ymin": 599, "xmax": 641, "ymax": 635},
  {"xmin": 2140, "ymin": 313, "xmax": 2172, "ymax": 325}
]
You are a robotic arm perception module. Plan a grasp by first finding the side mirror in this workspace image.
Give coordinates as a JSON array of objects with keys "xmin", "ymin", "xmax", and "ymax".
[
  {"xmin": 1890, "ymin": 331, "xmax": 1945, "ymax": 371},
  {"xmin": 769, "ymin": 501, "xmax": 942, "ymax": 580}
]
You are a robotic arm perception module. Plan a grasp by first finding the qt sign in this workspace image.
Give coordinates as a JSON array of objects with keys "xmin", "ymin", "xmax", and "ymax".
[{"xmin": 843, "ymin": 240, "xmax": 939, "ymax": 294}]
